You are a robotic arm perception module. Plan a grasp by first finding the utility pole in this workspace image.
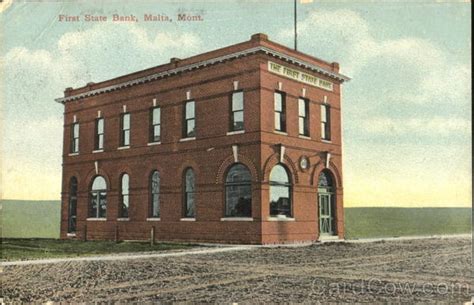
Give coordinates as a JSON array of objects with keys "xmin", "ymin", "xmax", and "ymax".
[{"xmin": 294, "ymin": 0, "xmax": 297, "ymax": 51}]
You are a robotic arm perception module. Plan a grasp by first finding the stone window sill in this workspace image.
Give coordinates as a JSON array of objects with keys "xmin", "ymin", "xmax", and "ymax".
[
  {"xmin": 267, "ymin": 216, "xmax": 295, "ymax": 222},
  {"xmin": 180, "ymin": 218, "xmax": 196, "ymax": 221},
  {"xmin": 220, "ymin": 217, "xmax": 253, "ymax": 221},
  {"xmin": 86, "ymin": 218, "xmax": 106, "ymax": 221},
  {"xmin": 226, "ymin": 130, "xmax": 245, "ymax": 136},
  {"xmin": 179, "ymin": 137, "xmax": 196, "ymax": 142}
]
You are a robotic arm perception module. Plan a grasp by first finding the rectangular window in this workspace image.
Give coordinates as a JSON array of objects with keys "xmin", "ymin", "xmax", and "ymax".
[
  {"xmin": 120, "ymin": 113, "xmax": 130, "ymax": 147},
  {"xmin": 183, "ymin": 101, "xmax": 195, "ymax": 138},
  {"xmin": 150, "ymin": 107, "xmax": 161, "ymax": 143},
  {"xmin": 95, "ymin": 118, "xmax": 104, "ymax": 150},
  {"xmin": 70, "ymin": 122, "xmax": 79, "ymax": 153},
  {"xmin": 321, "ymin": 104, "xmax": 331, "ymax": 140},
  {"xmin": 298, "ymin": 98, "xmax": 309, "ymax": 136},
  {"xmin": 230, "ymin": 91, "xmax": 244, "ymax": 131},
  {"xmin": 274, "ymin": 92, "xmax": 286, "ymax": 132}
]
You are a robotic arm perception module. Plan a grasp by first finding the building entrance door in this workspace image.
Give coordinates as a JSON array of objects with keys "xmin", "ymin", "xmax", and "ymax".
[{"xmin": 319, "ymin": 193, "xmax": 334, "ymax": 235}]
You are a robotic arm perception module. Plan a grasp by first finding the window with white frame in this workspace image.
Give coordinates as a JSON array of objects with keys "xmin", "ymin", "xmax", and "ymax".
[
  {"xmin": 274, "ymin": 92, "xmax": 286, "ymax": 132},
  {"xmin": 120, "ymin": 113, "xmax": 130, "ymax": 147},
  {"xmin": 183, "ymin": 168, "xmax": 195, "ymax": 218},
  {"xmin": 150, "ymin": 107, "xmax": 161, "ymax": 143},
  {"xmin": 95, "ymin": 118, "xmax": 104, "ymax": 150},
  {"xmin": 150, "ymin": 170, "xmax": 160, "ymax": 218},
  {"xmin": 89, "ymin": 176, "xmax": 107, "ymax": 218},
  {"xmin": 230, "ymin": 91, "xmax": 244, "ymax": 132},
  {"xmin": 321, "ymin": 104, "xmax": 331, "ymax": 140},
  {"xmin": 298, "ymin": 98, "xmax": 309, "ymax": 137},
  {"xmin": 183, "ymin": 101, "xmax": 195, "ymax": 138},
  {"xmin": 225, "ymin": 163, "xmax": 252, "ymax": 217},
  {"xmin": 120, "ymin": 173, "xmax": 129, "ymax": 218},
  {"xmin": 71, "ymin": 122, "xmax": 79, "ymax": 153}
]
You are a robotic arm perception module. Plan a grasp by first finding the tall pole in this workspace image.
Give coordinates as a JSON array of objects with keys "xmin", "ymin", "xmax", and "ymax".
[{"xmin": 294, "ymin": 0, "xmax": 297, "ymax": 51}]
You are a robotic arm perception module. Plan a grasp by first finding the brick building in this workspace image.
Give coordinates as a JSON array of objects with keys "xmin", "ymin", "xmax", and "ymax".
[{"xmin": 57, "ymin": 33, "xmax": 350, "ymax": 244}]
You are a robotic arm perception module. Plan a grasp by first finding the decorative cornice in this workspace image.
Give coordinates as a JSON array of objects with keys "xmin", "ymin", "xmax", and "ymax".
[{"xmin": 55, "ymin": 46, "xmax": 350, "ymax": 104}]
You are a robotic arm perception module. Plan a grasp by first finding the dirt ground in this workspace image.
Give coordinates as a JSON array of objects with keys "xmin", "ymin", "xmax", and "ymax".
[{"xmin": 1, "ymin": 237, "xmax": 471, "ymax": 303}]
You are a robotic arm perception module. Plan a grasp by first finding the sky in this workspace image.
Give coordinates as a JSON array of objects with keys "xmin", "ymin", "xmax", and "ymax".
[{"xmin": 0, "ymin": 0, "xmax": 471, "ymax": 207}]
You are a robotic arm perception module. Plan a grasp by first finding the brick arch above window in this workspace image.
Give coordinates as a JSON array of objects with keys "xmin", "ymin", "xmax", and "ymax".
[
  {"xmin": 310, "ymin": 160, "xmax": 342, "ymax": 189},
  {"xmin": 215, "ymin": 154, "xmax": 260, "ymax": 184},
  {"xmin": 84, "ymin": 167, "xmax": 111, "ymax": 191},
  {"xmin": 177, "ymin": 160, "xmax": 201, "ymax": 179},
  {"xmin": 140, "ymin": 165, "xmax": 165, "ymax": 185},
  {"xmin": 64, "ymin": 171, "xmax": 82, "ymax": 192},
  {"xmin": 262, "ymin": 153, "xmax": 299, "ymax": 184}
]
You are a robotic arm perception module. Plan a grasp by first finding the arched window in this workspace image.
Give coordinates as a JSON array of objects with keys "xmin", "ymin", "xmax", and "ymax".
[
  {"xmin": 150, "ymin": 171, "xmax": 160, "ymax": 218},
  {"xmin": 68, "ymin": 177, "xmax": 78, "ymax": 233},
  {"xmin": 183, "ymin": 168, "xmax": 195, "ymax": 218},
  {"xmin": 225, "ymin": 164, "xmax": 252, "ymax": 217},
  {"xmin": 318, "ymin": 170, "xmax": 334, "ymax": 191},
  {"xmin": 89, "ymin": 176, "xmax": 107, "ymax": 218},
  {"xmin": 120, "ymin": 173, "xmax": 130, "ymax": 218},
  {"xmin": 269, "ymin": 164, "xmax": 292, "ymax": 217}
]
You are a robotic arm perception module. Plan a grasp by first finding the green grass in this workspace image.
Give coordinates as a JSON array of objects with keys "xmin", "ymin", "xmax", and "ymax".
[
  {"xmin": 1, "ymin": 239, "xmax": 196, "ymax": 261},
  {"xmin": 1, "ymin": 200, "xmax": 60, "ymax": 238},
  {"xmin": 344, "ymin": 207, "xmax": 472, "ymax": 239},
  {"xmin": 1, "ymin": 200, "xmax": 471, "ymax": 241}
]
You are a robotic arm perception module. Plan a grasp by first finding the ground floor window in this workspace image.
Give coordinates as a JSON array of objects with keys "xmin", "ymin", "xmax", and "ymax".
[
  {"xmin": 184, "ymin": 168, "xmax": 195, "ymax": 218},
  {"xmin": 269, "ymin": 164, "xmax": 292, "ymax": 217},
  {"xmin": 68, "ymin": 177, "xmax": 78, "ymax": 232},
  {"xmin": 225, "ymin": 163, "xmax": 252, "ymax": 217},
  {"xmin": 120, "ymin": 173, "xmax": 129, "ymax": 218},
  {"xmin": 150, "ymin": 170, "xmax": 160, "ymax": 217},
  {"xmin": 89, "ymin": 176, "xmax": 107, "ymax": 218}
]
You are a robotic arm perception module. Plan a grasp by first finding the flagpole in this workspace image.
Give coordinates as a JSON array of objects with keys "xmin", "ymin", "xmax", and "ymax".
[{"xmin": 294, "ymin": 0, "xmax": 297, "ymax": 51}]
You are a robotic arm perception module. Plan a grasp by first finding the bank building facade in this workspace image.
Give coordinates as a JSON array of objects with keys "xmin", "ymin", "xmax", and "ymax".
[{"xmin": 58, "ymin": 33, "xmax": 350, "ymax": 244}]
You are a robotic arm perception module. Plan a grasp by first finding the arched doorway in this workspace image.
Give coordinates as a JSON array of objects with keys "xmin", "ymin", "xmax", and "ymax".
[
  {"xmin": 68, "ymin": 177, "xmax": 78, "ymax": 233},
  {"xmin": 318, "ymin": 170, "xmax": 336, "ymax": 236}
]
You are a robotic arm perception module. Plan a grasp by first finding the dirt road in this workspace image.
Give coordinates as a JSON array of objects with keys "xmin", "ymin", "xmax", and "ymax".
[{"xmin": 2, "ymin": 237, "xmax": 471, "ymax": 303}]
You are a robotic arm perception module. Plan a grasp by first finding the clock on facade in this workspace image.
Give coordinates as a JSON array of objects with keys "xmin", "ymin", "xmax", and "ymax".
[{"xmin": 299, "ymin": 156, "xmax": 309, "ymax": 171}]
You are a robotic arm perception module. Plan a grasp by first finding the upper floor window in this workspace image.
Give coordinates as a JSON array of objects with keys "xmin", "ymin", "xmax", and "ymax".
[
  {"xmin": 230, "ymin": 91, "xmax": 244, "ymax": 132},
  {"xmin": 183, "ymin": 168, "xmax": 195, "ymax": 218},
  {"xmin": 120, "ymin": 113, "xmax": 130, "ymax": 147},
  {"xmin": 298, "ymin": 98, "xmax": 309, "ymax": 137},
  {"xmin": 150, "ymin": 170, "xmax": 160, "ymax": 218},
  {"xmin": 95, "ymin": 118, "xmax": 104, "ymax": 150},
  {"xmin": 183, "ymin": 101, "xmax": 195, "ymax": 138},
  {"xmin": 321, "ymin": 104, "xmax": 331, "ymax": 140},
  {"xmin": 274, "ymin": 92, "xmax": 286, "ymax": 132},
  {"xmin": 89, "ymin": 176, "xmax": 107, "ymax": 218},
  {"xmin": 150, "ymin": 107, "xmax": 161, "ymax": 143},
  {"xmin": 70, "ymin": 122, "xmax": 79, "ymax": 153},
  {"xmin": 225, "ymin": 163, "xmax": 252, "ymax": 217},
  {"xmin": 120, "ymin": 173, "xmax": 129, "ymax": 218}
]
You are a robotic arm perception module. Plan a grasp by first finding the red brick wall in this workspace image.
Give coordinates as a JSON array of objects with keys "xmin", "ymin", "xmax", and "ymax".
[{"xmin": 60, "ymin": 40, "xmax": 344, "ymax": 244}]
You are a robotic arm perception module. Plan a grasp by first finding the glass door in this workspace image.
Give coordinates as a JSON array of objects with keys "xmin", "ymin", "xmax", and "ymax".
[{"xmin": 319, "ymin": 193, "xmax": 334, "ymax": 235}]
